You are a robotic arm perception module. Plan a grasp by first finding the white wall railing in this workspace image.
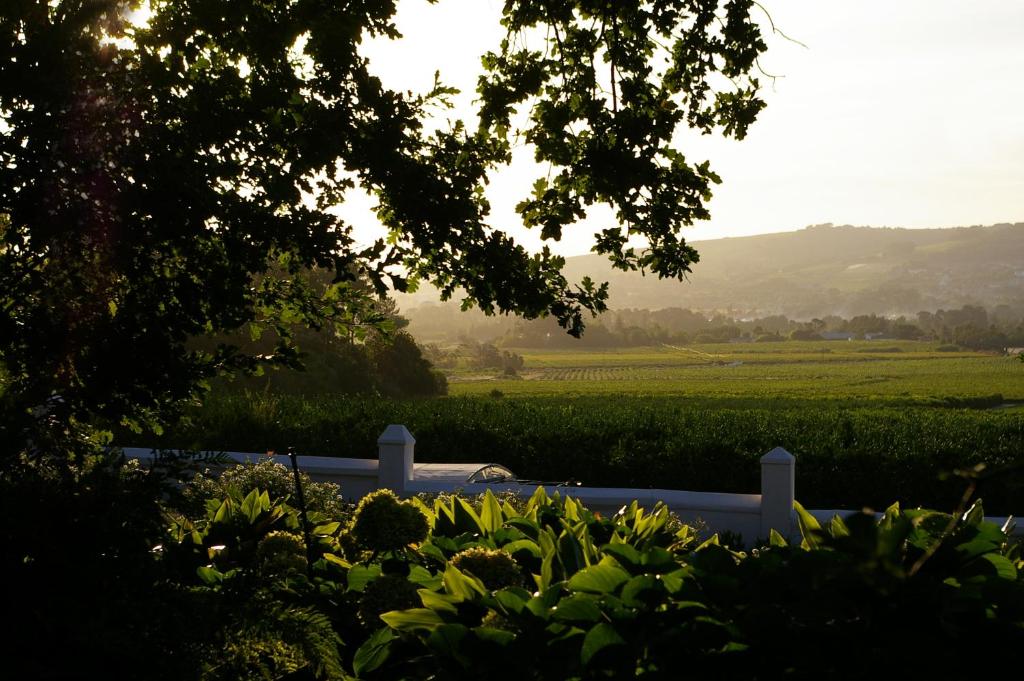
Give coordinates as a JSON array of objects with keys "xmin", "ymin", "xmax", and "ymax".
[{"xmin": 125, "ymin": 424, "xmax": 1021, "ymax": 543}]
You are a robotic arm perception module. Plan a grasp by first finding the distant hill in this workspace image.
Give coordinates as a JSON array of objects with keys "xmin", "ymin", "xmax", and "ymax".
[
  {"xmin": 557, "ymin": 223, "xmax": 1024, "ymax": 318},
  {"xmin": 397, "ymin": 222, "xmax": 1024, "ymax": 319}
]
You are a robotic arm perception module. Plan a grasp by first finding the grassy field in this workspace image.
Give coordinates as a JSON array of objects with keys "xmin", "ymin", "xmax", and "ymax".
[{"xmin": 447, "ymin": 341, "xmax": 1022, "ymax": 407}]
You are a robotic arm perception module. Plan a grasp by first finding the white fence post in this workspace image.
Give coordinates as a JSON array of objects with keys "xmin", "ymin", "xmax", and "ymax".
[
  {"xmin": 760, "ymin": 447, "xmax": 795, "ymax": 539},
  {"xmin": 377, "ymin": 424, "xmax": 415, "ymax": 494}
]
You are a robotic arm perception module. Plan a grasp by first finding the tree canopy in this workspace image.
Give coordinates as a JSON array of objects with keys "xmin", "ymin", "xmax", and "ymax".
[{"xmin": 0, "ymin": 0, "xmax": 767, "ymax": 439}]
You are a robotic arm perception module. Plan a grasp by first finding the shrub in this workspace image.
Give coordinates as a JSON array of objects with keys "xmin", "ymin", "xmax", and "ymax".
[
  {"xmin": 358, "ymin": 574, "xmax": 421, "ymax": 626},
  {"xmin": 257, "ymin": 531, "xmax": 308, "ymax": 576},
  {"xmin": 349, "ymin": 489, "xmax": 429, "ymax": 553},
  {"xmin": 450, "ymin": 547, "xmax": 523, "ymax": 590},
  {"xmin": 181, "ymin": 459, "xmax": 349, "ymax": 521}
]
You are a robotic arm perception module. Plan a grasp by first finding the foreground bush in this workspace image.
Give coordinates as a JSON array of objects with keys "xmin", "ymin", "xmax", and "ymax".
[
  {"xmin": 8, "ymin": 451, "xmax": 1022, "ymax": 679},
  {"xmin": 156, "ymin": 480, "xmax": 1023, "ymax": 679}
]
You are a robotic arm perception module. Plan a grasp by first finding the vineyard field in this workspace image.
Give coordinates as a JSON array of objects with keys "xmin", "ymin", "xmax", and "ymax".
[{"xmin": 446, "ymin": 342, "xmax": 1022, "ymax": 406}]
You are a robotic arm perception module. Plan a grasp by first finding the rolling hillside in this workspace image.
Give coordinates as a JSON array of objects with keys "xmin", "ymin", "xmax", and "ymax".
[
  {"xmin": 558, "ymin": 222, "xmax": 1024, "ymax": 317},
  {"xmin": 397, "ymin": 222, "xmax": 1024, "ymax": 319}
]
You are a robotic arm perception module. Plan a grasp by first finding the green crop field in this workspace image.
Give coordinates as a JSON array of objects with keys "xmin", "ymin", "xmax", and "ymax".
[{"xmin": 447, "ymin": 342, "xmax": 1022, "ymax": 407}]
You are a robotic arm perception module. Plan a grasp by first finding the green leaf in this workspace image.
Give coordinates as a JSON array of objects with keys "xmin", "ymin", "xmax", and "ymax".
[
  {"xmin": 557, "ymin": 523, "xmax": 586, "ymax": 575},
  {"xmin": 793, "ymin": 500, "xmax": 822, "ymax": 549},
  {"xmin": 312, "ymin": 521, "xmax": 340, "ymax": 536},
  {"xmin": 568, "ymin": 564, "xmax": 629, "ymax": 594},
  {"xmin": 346, "ymin": 564, "xmax": 381, "ymax": 592},
  {"xmin": 828, "ymin": 515, "xmax": 850, "ymax": 539},
  {"xmin": 640, "ymin": 546, "xmax": 677, "ymax": 573},
  {"xmin": 479, "ymin": 489, "xmax": 503, "ymax": 535},
  {"xmin": 426, "ymin": 624, "xmax": 470, "ymax": 660},
  {"xmin": 977, "ymin": 553, "xmax": 1018, "ymax": 580},
  {"xmin": 408, "ymin": 564, "xmax": 442, "ymax": 589},
  {"xmin": 322, "ymin": 553, "xmax": 350, "ymax": 569},
  {"xmin": 602, "ymin": 543, "xmax": 641, "ymax": 571},
  {"xmin": 212, "ymin": 499, "xmax": 230, "ymax": 524},
  {"xmin": 419, "ymin": 589, "xmax": 461, "ymax": 614},
  {"xmin": 353, "ymin": 627, "xmax": 395, "ymax": 676},
  {"xmin": 196, "ymin": 565, "xmax": 224, "ymax": 585},
  {"xmin": 473, "ymin": 625, "xmax": 516, "ymax": 646},
  {"xmin": 621, "ymin": 574, "xmax": 665, "ymax": 608},
  {"xmin": 526, "ymin": 486, "xmax": 550, "ymax": 512},
  {"xmin": 501, "ymin": 539, "xmax": 542, "ymax": 558},
  {"xmin": 380, "ymin": 608, "xmax": 446, "ymax": 631},
  {"xmin": 581, "ymin": 623, "xmax": 626, "ymax": 666},
  {"xmin": 551, "ymin": 594, "xmax": 602, "ymax": 624},
  {"xmin": 956, "ymin": 538, "xmax": 1000, "ymax": 562},
  {"xmin": 493, "ymin": 588, "xmax": 529, "ymax": 615},
  {"xmin": 454, "ymin": 497, "xmax": 485, "ymax": 535},
  {"xmin": 443, "ymin": 564, "xmax": 486, "ymax": 600}
]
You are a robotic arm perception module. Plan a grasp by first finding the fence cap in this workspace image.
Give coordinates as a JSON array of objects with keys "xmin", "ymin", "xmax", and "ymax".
[
  {"xmin": 378, "ymin": 424, "xmax": 416, "ymax": 446},
  {"xmin": 760, "ymin": 446, "xmax": 795, "ymax": 465}
]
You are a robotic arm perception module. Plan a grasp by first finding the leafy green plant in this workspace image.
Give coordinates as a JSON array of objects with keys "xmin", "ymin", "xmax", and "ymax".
[
  {"xmin": 350, "ymin": 489, "xmax": 430, "ymax": 555},
  {"xmin": 180, "ymin": 458, "xmax": 350, "ymax": 522}
]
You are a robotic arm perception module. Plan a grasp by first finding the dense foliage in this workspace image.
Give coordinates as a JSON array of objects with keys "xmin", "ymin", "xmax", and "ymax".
[
  {"xmin": 152, "ymin": 393, "xmax": 1024, "ymax": 514},
  {"xmin": 0, "ymin": 0, "xmax": 767, "ymax": 446},
  {"xmin": 12, "ymin": 466, "xmax": 1022, "ymax": 679}
]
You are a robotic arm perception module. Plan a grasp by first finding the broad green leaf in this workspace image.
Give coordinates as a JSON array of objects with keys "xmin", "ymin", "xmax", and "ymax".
[
  {"xmin": 213, "ymin": 499, "xmax": 230, "ymax": 524},
  {"xmin": 793, "ymin": 500, "xmax": 822, "ymax": 549},
  {"xmin": 640, "ymin": 546, "xmax": 676, "ymax": 573},
  {"xmin": 621, "ymin": 574, "xmax": 664, "ymax": 608},
  {"xmin": 473, "ymin": 625, "xmax": 515, "ymax": 646},
  {"xmin": 602, "ymin": 543, "xmax": 641, "ymax": 571},
  {"xmin": 828, "ymin": 515, "xmax": 850, "ymax": 539},
  {"xmin": 536, "ymin": 548, "xmax": 555, "ymax": 592},
  {"xmin": 322, "ymin": 553, "xmax": 350, "ymax": 569},
  {"xmin": 978, "ymin": 553, "xmax": 1018, "ymax": 580},
  {"xmin": 502, "ymin": 500, "xmax": 521, "ymax": 519},
  {"xmin": 956, "ymin": 538, "xmax": 1000, "ymax": 562},
  {"xmin": 493, "ymin": 588, "xmax": 529, "ymax": 615},
  {"xmin": 346, "ymin": 564, "xmax": 381, "ymax": 592},
  {"xmin": 408, "ymin": 564, "xmax": 442, "ymax": 589},
  {"xmin": 241, "ymin": 488, "xmax": 261, "ymax": 524},
  {"xmin": 660, "ymin": 568, "xmax": 691, "ymax": 594},
  {"xmin": 312, "ymin": 521, "xmax": 340, "ymax": 536},
  {"xmin": 443, "ymin": 564, "xmax": 486, "ymax": 600},
  {"xmin": 768, "ymin": 529, "xmax": 788, "ymax": 547},
  {"xmin": 380, "ymin": 608, "xmax": 445, "ymax": 631},
  {"xmin": 419, "ymin": 589, "xmax": 461, "ymax": 614},
  {"xmin": 502, "ymin": 539, "xmax": 542, "ymax": 558},
  {"xmin": 551, "ymin": 594, "xmax": 602, "ymax": 623},
  {"xmin": 526, "ymin": 486, "xmax": 550, "ymax": 512},
  {"xmin": 581, "ymin": 623, "xmax": 626, "ymax": 666},
  {"xmin": 426, "ymin": 624, "xmax": 470, "ymax": 660},
  {"xmin": 563, "ymin": 496, "xmax": 580, "ymax": 522},
  {"xmin": 196, "ymin": 565, "xmax": 224, "ymax": 585},
  {"xmin": 353, "ymin": 627, "xmax": 395, "ymax": 676},
  {"xmin": 479, "ymin": 489, "xmax": 503, "ymax": 535},
  {"xmin": 557, "ymin": 523, "xmax": 586, "ymax": 575},
  {"xmin": 454, "ymin": 497, "xmax": 485, "ymax": 535},
  {"xmin": 568, "ymin": 564, "xmax": 629, "ymax": 594}
]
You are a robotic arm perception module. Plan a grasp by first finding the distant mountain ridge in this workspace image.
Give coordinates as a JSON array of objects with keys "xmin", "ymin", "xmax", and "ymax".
[{"xmin": 558, "ymin": 222, "xmax": 1024, "ymax": 318}]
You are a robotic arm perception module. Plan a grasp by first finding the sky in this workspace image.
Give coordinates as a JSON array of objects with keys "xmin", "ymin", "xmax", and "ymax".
[{"xmin": 344, "ymin": 0, "xmax": 1024, "ymax": 256}]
